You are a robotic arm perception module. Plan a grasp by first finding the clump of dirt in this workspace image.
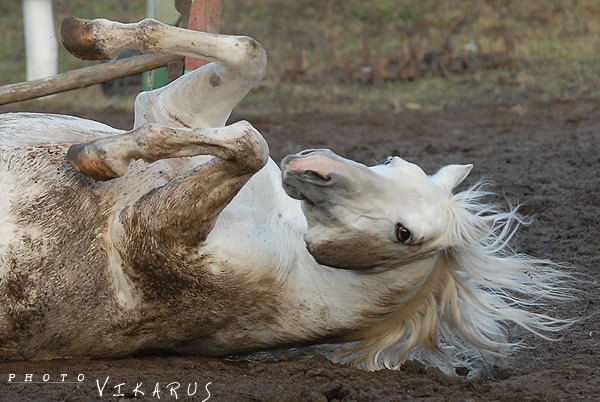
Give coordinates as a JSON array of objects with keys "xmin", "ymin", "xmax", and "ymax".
[{"xmin": 0, "ymin": 100, "xmax": 598, "ymax": 400}]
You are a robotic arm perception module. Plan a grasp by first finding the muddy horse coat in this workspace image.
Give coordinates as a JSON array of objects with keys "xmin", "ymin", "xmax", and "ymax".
[{"xmin": 0, "ymin": 18, "xmax": 573, "ymax": 373}]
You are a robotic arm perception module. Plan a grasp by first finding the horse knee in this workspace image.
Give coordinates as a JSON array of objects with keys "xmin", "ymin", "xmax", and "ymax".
[
  {"xmin": 231, "ymin": 37, "xmax": 267, "ymax": 82},
  {"xmin": 228, "ymin": 121, "xmax": 269, "ymax": 173}
]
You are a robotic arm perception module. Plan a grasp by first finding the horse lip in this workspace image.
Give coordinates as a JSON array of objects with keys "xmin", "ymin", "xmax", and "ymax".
[
  {"xmin": 281, "ymin": 170, "xmax": 340, "ymax": 205},
  {"xmin": 281, "ymin": 178, "xmax": 306, "ymax": 200},
  {"xmin": 281, "ymin": 152, "xmax": 343, "ymax": 203}
]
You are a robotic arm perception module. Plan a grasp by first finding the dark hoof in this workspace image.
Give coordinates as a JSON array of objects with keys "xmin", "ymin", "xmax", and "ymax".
[
  {"xmin": 67, "ymin": 143, "xmax": 117, "ymax": 181},
  {"xmin": 61, "ymin": 17, "xmax": 106, "ymax": 60}
]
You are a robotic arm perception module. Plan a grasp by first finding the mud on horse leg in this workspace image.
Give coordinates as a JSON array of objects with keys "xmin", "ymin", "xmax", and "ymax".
[{"xmin": 67, "ymin": 121, "xmax": 267, "ymax": 180}]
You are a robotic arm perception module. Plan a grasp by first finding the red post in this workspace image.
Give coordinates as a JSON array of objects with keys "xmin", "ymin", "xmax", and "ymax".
[{"xmin": 185, "ymin": 0, "xmax": 222, "ymax": 72}]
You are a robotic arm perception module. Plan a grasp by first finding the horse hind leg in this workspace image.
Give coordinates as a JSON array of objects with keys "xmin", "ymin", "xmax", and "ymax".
[{"xmin": 60, "ymin": 17, "xmax": 267, "ymax": 128}]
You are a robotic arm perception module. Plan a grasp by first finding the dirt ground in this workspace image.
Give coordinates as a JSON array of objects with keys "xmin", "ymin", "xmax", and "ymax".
[{"xmin": 0, "ymin": 99, "xmax": 598, "ymax": 401}]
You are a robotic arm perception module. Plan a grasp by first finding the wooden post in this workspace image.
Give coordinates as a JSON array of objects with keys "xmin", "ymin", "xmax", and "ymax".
[
  {"xmin": 185, "ymin": 0, "xmax": 222, "ymax": 73},
  {"xmin": 0, "ymin": 54, "xmax": 183, "ymax": 106},
  {"xmin": 23, "ymin": 0, "xmax": 58, "ymax": 81}
]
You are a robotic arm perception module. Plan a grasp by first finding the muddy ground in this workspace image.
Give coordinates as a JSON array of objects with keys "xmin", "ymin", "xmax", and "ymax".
[{"xmin": 0, "ymin": 99, "xmax": 598, "ymax": 401}]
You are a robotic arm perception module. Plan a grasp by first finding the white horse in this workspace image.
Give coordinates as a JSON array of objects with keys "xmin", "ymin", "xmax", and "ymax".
[{"xmin": 0, "ymin": 18, "xmax": 574, "ymax": 375}]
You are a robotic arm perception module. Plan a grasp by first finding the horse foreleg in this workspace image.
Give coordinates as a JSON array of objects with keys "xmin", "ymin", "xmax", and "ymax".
[
  {"xmin": 126, "ymin": 123, "xmax": 268, "ymax": 246},
  {"xmin": 61, "ymin": 17, "xmax": 267, "ymax": 128},
  {"xmin": 67, "ymin": 121, "xmax": 266, "ymax": 180},
  {"xmin": 71, "ymin": 121, "xmax": 267, "ymax": 246}
]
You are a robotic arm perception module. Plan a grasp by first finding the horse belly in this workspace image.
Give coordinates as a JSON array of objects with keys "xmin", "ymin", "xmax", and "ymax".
[{"xmin": 0, "ymin": 143, "xmax": 119, "ymax": 360}]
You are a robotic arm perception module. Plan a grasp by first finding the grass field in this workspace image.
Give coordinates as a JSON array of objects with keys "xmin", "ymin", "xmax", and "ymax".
[{"xmin": 1, "ymin": 0, "xmax": 599, "ymax": 113}]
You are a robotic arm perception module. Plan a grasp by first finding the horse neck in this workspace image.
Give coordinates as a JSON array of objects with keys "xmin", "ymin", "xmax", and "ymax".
[{"xmin": 279, "ymin": 248, "xmax": 441, "ymax": 342}]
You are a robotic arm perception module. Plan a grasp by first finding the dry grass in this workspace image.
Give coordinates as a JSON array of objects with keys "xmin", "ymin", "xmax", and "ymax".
[{"xmin": 1, "ymin": 0, "xmax": 599, "ymax": 114}]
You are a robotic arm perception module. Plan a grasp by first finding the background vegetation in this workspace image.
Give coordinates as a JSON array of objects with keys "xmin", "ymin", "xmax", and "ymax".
[{"xmin": 1, "ymin": 0, "xmax": 599, "ymax": 113}]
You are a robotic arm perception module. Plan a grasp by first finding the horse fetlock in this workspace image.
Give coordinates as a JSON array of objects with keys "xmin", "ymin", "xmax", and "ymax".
[
  {"xmin": 132, "ymin": 123, "xmax": 176, "ymax": 161},
  {"xmin": 137, "ymin": 18, "xmax": 164, "ymax": 32},
  {"xmin": 136, "ymin": 18, "xmax": 166, "ymax": 53}
]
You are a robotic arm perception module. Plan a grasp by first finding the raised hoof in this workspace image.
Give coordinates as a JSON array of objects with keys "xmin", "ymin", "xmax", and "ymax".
[
  {"xmin": 61, "ymin": 17, "xmax": 106, "ymax": 60},
  {"xmin": 67, "ymin": 143, "xmax": 118, "ymax": 181}
]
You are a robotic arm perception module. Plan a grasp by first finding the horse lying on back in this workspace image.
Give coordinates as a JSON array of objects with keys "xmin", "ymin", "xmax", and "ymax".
[{"xmin": 0, "ymin": 17, "xmax": 575, "ymax": 375}]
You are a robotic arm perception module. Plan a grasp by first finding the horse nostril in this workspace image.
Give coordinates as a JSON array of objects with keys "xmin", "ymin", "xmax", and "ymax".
[
  {"xmin": 303, "ymin": 170, "xmax": 331, "ymax": 182},
  {"xmin": 298, "ymin": 150, "xmax": 315, "ymax": 156}
]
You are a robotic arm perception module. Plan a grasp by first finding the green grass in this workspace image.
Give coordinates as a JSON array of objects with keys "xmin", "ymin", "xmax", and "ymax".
[
  {"xmin": 1, "ymin": 0, "xmax": 600, "ymax": 114},
  {"xmin": 0, "ymin": 1, "xmax": 146, "ymax": 86}
]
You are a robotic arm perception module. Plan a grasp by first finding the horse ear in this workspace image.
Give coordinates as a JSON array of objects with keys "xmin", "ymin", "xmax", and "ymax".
[{"xmin": 431, "ymin": 164, "xmax": 473, "ymax": 192}]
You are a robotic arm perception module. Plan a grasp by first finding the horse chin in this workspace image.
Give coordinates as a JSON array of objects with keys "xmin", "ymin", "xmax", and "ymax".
[{"xmin": 281, "ymin": 179, "xmax": 305, "ymax": 201}]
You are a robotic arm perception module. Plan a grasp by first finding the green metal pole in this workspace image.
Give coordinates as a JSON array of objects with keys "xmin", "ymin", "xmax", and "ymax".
[{"xmin": 142, "ymin": 0, "xmax": 180, "ymax": 91}]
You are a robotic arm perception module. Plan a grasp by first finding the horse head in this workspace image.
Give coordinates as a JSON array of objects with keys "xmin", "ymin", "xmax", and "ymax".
[{"xmin": 281, "ymin": 149, "xmax": 471, "ymax": 270}]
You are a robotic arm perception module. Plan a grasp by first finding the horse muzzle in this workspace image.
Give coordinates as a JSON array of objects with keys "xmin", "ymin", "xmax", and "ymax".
[{"xmin": 280, "ymin": 149, "xmax": 348, "ymax": 201}]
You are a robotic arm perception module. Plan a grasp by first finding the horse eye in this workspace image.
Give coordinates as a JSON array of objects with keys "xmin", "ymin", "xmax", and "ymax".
[
  {"xmin": 383, "ymin": 157, "xmax": 393, "ymax": 165},
  {"xmin": 396, "ymin": 224, "xmax": 411, "ymax": 243}
]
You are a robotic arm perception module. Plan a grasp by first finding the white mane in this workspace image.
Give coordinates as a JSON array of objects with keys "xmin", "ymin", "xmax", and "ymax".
[{"xmin": 335, "ymin": 181, "xmax": 576, "ymax": 376}]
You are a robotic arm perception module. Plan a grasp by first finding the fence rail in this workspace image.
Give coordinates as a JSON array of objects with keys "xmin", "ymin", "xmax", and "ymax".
[{"xmin": 0, "ymin": 53, "xmax": 184, "ymax": 106}]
